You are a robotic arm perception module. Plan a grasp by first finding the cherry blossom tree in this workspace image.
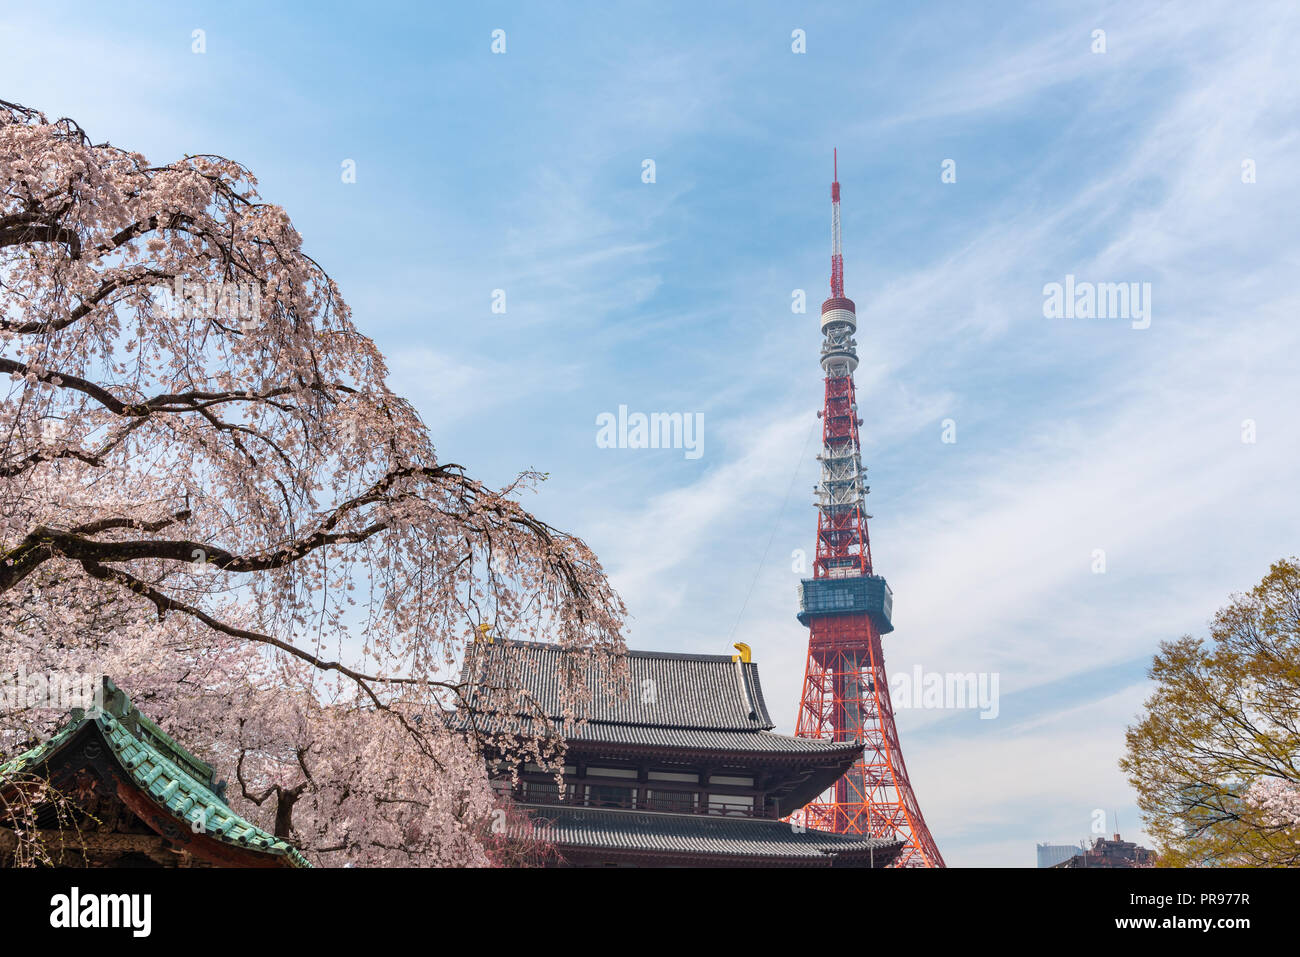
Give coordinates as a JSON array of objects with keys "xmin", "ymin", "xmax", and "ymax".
[
  {"xmin": 0, "ymin": 99, "xmax": 625, "ymax": 864},
  {"xmin": 1, "ymin": 594, "xmax": 525, "ymax": 866},
  {"xmin": 1243, "ymin": 778, "xmax": 1300, "ymax": 851}
]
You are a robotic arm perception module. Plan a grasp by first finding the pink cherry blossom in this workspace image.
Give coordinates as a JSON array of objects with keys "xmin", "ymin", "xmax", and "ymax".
[{"xmin": 0, "ymin": 99, "xmax": 626, "ymax": 865}]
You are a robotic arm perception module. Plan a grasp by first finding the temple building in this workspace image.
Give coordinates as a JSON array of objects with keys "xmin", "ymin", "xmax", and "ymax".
[
  {"xmin": 460, "ymin": 638, "xmax": 903, "ymax": 867},
  {"xmin": 0, "ymin": 678, "xmax": 311, "ymax": 868}
]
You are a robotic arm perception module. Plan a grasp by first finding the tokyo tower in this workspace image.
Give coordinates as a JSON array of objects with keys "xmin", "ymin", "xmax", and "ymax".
[{"xmin": 793, "ymin": 151, "xmax": 945, "ymax": 868}]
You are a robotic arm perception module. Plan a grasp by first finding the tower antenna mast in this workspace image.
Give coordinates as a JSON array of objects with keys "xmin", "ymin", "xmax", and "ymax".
[
  {"xmin": 793, "ymin": 151, "xmax": 946, "ymax": 867},
  {"xmin": 830, "ymin": 148, "xmax": 844, "ymax": 298}
]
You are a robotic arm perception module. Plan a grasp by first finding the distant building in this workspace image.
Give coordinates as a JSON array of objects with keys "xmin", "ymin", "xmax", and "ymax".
[
  {"xmin": 1037, "ymin": 842, "xmax": 1078, "ymax": 868},
  {"xmin": 1052, "ymin": 834, "xmax": 1155, "ymax": 868},
  {"xmin": 460, "ymin": 639, "xmax": 905, "ymax": 867}
]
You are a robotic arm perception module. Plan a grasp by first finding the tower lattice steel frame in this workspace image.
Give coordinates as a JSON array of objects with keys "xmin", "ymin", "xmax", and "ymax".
[{"xmin": 793, "ymin": 151, "xmax": 945, "ymax": 868}]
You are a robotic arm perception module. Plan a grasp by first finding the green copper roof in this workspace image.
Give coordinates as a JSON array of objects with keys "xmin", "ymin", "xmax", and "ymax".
[{"xmin": 0, "ymin": 678, "xmax": 312, "ymax": 868}]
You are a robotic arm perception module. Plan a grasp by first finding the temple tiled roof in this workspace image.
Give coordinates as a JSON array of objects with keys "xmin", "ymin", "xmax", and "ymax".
[
  {"xmin": 459, "ymin": 640, "xmax": 861, "ymax": 760},
  {"xmin": 0, "ymin": 679, "xmax": 311, "ymax": 868},
  {"xmin": 462, "ymin": 641, "xmax": 777, "ymax": 728},
  {"xmin": 470, "ymin": 714, "xmax": 862, "ymax": 757},
  {"xmin": 518, "ymin": 803, "xmax": 903, "ymax": 866}
]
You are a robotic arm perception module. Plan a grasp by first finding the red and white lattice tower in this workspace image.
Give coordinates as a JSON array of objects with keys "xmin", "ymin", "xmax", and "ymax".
[{"xmin": 793, "ymin": 151, "xmax": 945, "ymax": 868}]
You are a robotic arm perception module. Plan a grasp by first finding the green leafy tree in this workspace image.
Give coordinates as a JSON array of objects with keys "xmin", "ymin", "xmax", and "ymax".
[{"xmin": 1122, "ymin": 558, "xmax": 1300, "ymax": 866}]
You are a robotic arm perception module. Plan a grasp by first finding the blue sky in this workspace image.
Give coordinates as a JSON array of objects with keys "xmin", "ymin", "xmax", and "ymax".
[{"xmin": 5, "ymin": 0, "xmax": 1299, "ymax": 866}]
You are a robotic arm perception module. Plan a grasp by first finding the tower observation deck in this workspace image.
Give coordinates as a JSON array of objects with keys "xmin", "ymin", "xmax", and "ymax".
[{"xmin": 792, "ymin": 151, "xmax": 945, "ymax": 868}]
